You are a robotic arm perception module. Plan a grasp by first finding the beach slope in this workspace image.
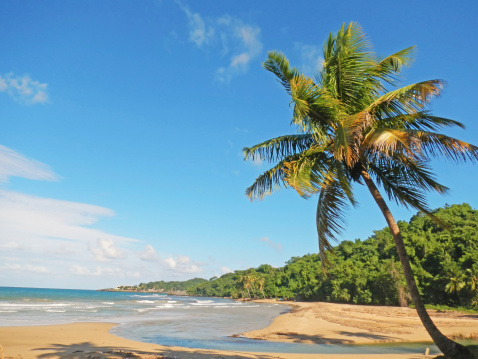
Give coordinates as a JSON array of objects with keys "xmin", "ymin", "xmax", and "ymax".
[{"xmin": 242, "ymin": 300, "xmax": 478, "ymax": 344}]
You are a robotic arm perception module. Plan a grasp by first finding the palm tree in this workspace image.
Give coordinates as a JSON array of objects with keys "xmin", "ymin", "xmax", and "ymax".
[
  {"xmin": 445, "ymin": 277, "xmax": 466, "ymax": 294},
  {"xmin": 257, "ymin": 277, "xmax": 266, "ymax": 298},
  {"xmin": 244, "ymin": 22, "xmax": 477, "ymax": 358},
  {"xmin": 239, "ymin": 274, "xmax": 252, "ymax": 299}
]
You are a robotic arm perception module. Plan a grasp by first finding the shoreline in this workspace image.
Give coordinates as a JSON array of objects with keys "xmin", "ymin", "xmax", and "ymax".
[{"xmin": 1, "ymin": 300, "xmax": 477, "ymax": 358}]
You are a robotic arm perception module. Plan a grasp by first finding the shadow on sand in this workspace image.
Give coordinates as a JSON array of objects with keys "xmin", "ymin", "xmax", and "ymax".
[{"xmin": 33, "ymin": 341, "xmax": 283, "ymax": 359}]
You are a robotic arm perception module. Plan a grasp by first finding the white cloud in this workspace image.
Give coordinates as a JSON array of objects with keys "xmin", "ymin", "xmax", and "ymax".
[
  {"xmin": 139, "ymin": 244, "xmax": 157, "ymax": 261},
  {"xmin": 258, "ymin": 236, "xmax": 282, "ymax": 252},
  {"xmin": 220, "ymin": 266, "xmax": 233, "ymax": 274},
  {"xmin": 0, "ymin": 73, "xmax": 49, "ymax": 104},
  {"xmin": 89, "ymin": 238, "xmax": 125, "ymax": 262},
  {"xmin": 293, "ymin": 43, "xmax": 323, "ymax": 77},
  {"xmin": 0, "ymin": 145, "xmax": 213, "ymax": 287},
  {"xmin": 0, "ymin": 145, "xmax": 58, "ymax": 183},
  {"xmin": 163, "ymin": 254, "xmax": 202, "ymax": 273}
]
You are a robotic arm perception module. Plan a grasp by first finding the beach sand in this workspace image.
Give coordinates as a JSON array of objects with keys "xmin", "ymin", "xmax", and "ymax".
[
  {"xmin": 242, "ymin": 300, "xmax": 478, "ymax": 344},
  {"xmin": 1, "ymin": 301, "xmax": 477, "ymax": 359}
]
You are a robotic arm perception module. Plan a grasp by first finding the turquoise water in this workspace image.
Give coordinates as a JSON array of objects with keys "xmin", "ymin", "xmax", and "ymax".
[{"xmin": 0, "ymin": 287, "xmax": 440, "ymax": 355}]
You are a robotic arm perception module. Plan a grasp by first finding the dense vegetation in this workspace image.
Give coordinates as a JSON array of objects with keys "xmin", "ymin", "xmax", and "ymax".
[
  {"xmin": 188, "ymin": 204, "xmax": 478, "ymax": 309},
  {"xmin": 117, "ymin": 277, "xmax": 207, "ymax": 292}
]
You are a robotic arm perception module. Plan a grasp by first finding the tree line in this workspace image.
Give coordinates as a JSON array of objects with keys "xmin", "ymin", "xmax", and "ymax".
[
  {"xmin": 188, "ymin": 203, "xmax": 478, "ymax": 309},
  {"xmin": 117, "ymin": 277, "xmax": 207, "ymax": 292}
]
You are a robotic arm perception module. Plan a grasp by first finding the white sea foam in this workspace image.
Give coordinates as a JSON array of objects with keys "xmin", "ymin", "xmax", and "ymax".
[
  {"xmin": 136, "ymin": 300, "xmax": 156, "ymax": 304},
  {"xmin": 136, "ymin": 308, "xmax": 154, "ymax": 312}
]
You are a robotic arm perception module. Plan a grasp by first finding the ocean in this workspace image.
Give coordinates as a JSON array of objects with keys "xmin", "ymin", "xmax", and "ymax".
[{"xmin": 0, "ymin": 286, "xmax": 439, "ymax": 355}]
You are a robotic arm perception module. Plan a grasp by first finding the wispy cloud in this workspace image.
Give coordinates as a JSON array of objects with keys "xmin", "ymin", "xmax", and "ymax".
[
  {"xmin": 0, "ymin": 190, "xmax": 136, "ymax": 245},
  {"xmin": 177, "ymin": 1, "xmax": 214, "ymax": 47},
  {"xmin": 293, "ymin": 43, "xmax": 323, "ymax": 77},
  {"xmin": 177, "ymin": 4, "xmax": 262, "ymax": 82},
  {"xmin": 0, "ymin": 73, "xmax": 49, "ymax": 104},
  {"xmin": 215, "ymin": 15, "xmax": 262, "ymax": 82},
  {"xmin": 0, "ymin": 263, "xmax": 49, "ymax": 273},
  {"xmin": 258, "ymin": 236, "xmax": 282, "ymax": 252},
  {"xmin": 70, "ymin": 265, "xmax": 140, "ymax": 278},
  {"xmin": 0, "ymin": 145, "xmax": 58, "ymax": 183}
]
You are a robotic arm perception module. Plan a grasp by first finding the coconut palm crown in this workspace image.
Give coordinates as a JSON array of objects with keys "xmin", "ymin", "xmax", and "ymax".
[{"xmin": 244, "ymin": 22, "xmax": 477, "ymax": 359}]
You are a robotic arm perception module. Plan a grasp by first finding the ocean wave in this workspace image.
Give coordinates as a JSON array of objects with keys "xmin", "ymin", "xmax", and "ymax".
[
  {"xmin": 136, "ymin": 300, "xmax": 156, "ymax": 304},
  {"xmin": 193, "ymin": 300, "xmax": 214, "ymax": 304},
  {"xmin": 131, "ymin": 294, "xmax": 166, "ymax": 298},
  {"xmin": 0, "ymin": 303, "xmax": 71, "ymax": 308}
]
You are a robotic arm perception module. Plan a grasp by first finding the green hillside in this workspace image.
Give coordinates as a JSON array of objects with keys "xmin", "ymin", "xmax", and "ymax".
[{"xmin": 188, "ymin": 203, "xmax": 478, "ymax": 309}]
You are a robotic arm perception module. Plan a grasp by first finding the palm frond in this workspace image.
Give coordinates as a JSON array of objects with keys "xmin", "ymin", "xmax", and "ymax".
[
  {"xmin": 288, "ymin": 74, "xmax": 340, "ymax": 137},
  {"xmin": 316, "ymin": 177, "xmax": 354, "ymax": 265},
  {"xmin": 364, "ymin": 128, "xmax": 421, "ymax": 157},
  {"xmin": 415, "ymin": 131, "xmax": 478, "ymax": 162},
  {"xmin": 282, "ymin": 150, "xmax": 334, "ymax": 198},
  {"xmin": 368, "ymin": 46, "xmax": 416, "ymax": 86},
  {"xmin": 243, "ymin": 134, "xmax": 315, "ymax": 163},
  {"xmin": 368, "ymin": 161, "xmax": 449, "ymax": 228},
  {"xmin": 263, "ymin": 52, "xmax": 300, "ymax": 95},
  {"xmin": 289, "ymin": 74, "xmax": 320, "ymax": 131},
  {"xmin": 333, "ymin": 122, "xmax": 355, "ymax": 165},
  {"xmin": 377, "ymin": 112, "xmax": 465, "ymax": 131},
  {"xmin": 321, "ymin": 22, "xmax": 375, "ymax": 105},
  {"xmin": 245, "ymin": 160, "xmax": 289, "ymax": 201},
  {"xmin": 367, "ymin": 80, "xmax": 446, "ymax": 116}
]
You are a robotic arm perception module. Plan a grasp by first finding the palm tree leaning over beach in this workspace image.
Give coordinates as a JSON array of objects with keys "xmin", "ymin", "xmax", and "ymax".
[{"xmin": 244, "ymin": 22, "xmax": 477, "ymax": 359}]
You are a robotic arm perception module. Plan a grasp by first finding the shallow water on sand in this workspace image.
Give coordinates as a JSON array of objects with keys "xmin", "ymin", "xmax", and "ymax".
[{"xmin": 0, "ymin": 287, "xmax": 440, "ymax": 355}]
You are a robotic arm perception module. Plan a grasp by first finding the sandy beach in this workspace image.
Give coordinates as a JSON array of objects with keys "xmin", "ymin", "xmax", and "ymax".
[{"xmin": 1, "ymin": 300, "xmax": 477, "ymax": 359}]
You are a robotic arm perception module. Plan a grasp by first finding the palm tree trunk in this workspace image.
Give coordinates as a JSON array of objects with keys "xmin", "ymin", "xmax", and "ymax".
[{"xmin": 360, "ymin": 170, "xmax": 472, "ymax": 359}]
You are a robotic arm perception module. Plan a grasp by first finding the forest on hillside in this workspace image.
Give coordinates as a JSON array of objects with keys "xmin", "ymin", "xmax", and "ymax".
[{"xmin": 187, "ymin": 203, "xmax": 478, "ymax": 308}]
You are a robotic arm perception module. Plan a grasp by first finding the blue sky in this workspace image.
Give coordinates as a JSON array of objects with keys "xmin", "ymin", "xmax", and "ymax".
[{"xmin": 1, "ymin": 0, "xmax": 477, "ymax": 289}]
